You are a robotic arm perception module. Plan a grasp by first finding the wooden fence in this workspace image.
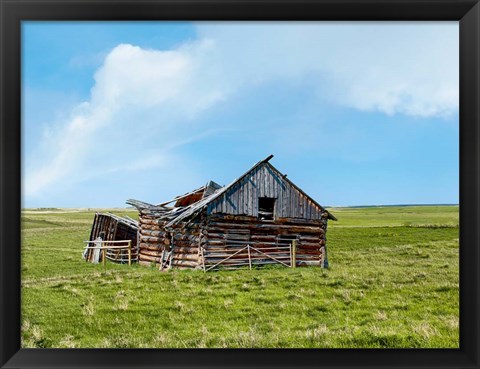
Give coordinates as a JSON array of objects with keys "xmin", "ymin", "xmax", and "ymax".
[
  {"xmin": 83, "ymin": 240, "xmax": 136, "ymax": 266},
  {"xmin": 202, "ymin": 240, "xmax": 298, "ymax": 272}
]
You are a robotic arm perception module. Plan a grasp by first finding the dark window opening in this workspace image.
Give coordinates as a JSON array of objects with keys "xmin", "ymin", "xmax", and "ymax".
[{"xmin": 258, "ymin": 197, "xmax": 275, "ymax": 220}]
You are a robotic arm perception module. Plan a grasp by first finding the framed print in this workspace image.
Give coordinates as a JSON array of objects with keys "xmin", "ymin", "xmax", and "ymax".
[{"xmin": 1, "ymin": 0, "xmax": 479, "ymax": 368}]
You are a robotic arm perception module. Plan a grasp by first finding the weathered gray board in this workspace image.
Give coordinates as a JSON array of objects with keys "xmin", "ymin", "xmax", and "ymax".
[
  {"xmin": 85, "ymin": 213, "xmax": 139, "ymax": 263},
  {"xmin": 207, "ymin": 162, "xmax": 325, "ymax": 220}
]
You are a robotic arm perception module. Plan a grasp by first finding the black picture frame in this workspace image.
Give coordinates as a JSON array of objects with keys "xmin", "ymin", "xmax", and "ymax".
[{"xmin": 1, "ymin": 0, "xmax": 479, "ymax": 368}]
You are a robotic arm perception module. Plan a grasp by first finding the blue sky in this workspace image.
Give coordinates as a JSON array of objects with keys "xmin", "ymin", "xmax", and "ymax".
[{"xmin": 22, "ymin": 21, "xmax": 459, "ymax": 208}]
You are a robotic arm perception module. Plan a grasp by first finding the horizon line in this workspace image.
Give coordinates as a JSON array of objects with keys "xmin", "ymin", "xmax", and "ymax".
[{"xmin": 21, "ymin": 203, "xmax": 460, "ymax": 210}]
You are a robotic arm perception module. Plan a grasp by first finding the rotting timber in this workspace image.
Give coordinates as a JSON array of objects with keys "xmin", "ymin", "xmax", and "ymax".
[{"xmin": 125, "ymin": 155, "xmax": 336, "ymax": 271}]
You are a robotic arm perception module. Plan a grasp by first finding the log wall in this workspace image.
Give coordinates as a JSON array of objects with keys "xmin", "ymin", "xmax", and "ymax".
[
  {"xmin": 137, "ymin": 212, "xmax": 328, "ymax": 271},
  {"xmin": 137, "ymin": 209, "xmax": 202, "ymax": 269},
  {"xmin": 137, "ymin": 209, "xmax": 169, "ymax": 267},
  {"xmin": 169, "ymin": 223, "xmax": 201, "ymax": 269},
  {"xmin": 201, "ymin": 214, "xmax": 327, "ymax": 270}
]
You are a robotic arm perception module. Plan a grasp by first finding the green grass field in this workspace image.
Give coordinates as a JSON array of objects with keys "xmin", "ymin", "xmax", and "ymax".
[{"xmin": 21, "ymin": 206, "xmax": 459, "ymax": 348}]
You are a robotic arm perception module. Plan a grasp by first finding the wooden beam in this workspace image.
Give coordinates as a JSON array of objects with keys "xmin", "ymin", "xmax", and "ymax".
[{"xmin": 262, "ymin": 154, "xmax": 274, "ymax": 163}]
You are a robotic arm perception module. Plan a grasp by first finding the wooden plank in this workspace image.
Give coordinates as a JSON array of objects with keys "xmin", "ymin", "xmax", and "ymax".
[
  {"xmin": 140, "ymin": 229, "xmax": 165, "ymax": 237},
  {"xmin": 89, "ymin": 213, "xmax": 98, "ymax": 241},
  {"xmin": 172, "ymin": 246, "xmax": 198, "ymax": 254},
  {"xmin": 173, "ymin": 234, "xmax": 199, "ymax": 241},
  {"xmin": 83, "ymin": 240, "xmax": 132, "ymax": 245},
  {"xmin": 296, "ymin": 244, "xmax": 322, "ymax": 251},
  {"xmin": 238, "ymin": 185, "xmax": 244, "ymax": 215},
  {"xmin": 282, "ymin": 183, "xmax": 288, "ymax": 218},
  {"xmin": 173, "ymin": 241, "xmax": 197, "ymax": 248},
  {"xmin": 171, "ymin": 259, "xmax": 197, "ymax": 267},
  {"xmin": 224, "ymin": 233, "xmax": 250, "ymax": 240},
  {"xmin": 299, "ymin": 234, "xmax": 321, "ymax": 241},
  {"xmin": 292, "ymin": 239, "xmax": 297, "ymax": 268},
  {"xmin": 204, "ymin": 232, "xmax": 226, "ymax": 239},
  {"xmin": 264, "ymin": 164, "xmax": 269, "ymax": 197},
  {"xmin": 250, "ymin": 171, "xmax": 256, "ymax": 216},
  {"xmin": 128, "ymin": 241, "xmax": 132, "ymax": 266},
  {"xmin": 255, "ymin": 164, "xmax": 261, "ymax": 198},
  {"xmin": 275, "ymin": 217, "xmax": 324, "ymax": 225},
  {"xmin": 139, "ymin": 242, "xmax": 162, "ymax": 250},
  {"xmin": 84, "ymin": 245, "xmax": 133, "ymax": 250},
  {"xmin": 272, "ymin": 166, "xmax": 278, "ymax": 198},
  {"xmin": 140, "ymin": 236, "xmax": 163, "ymax": 243},
  {"xmin": 245, "ymin": 175, "xmax": 250, "ymax": 216},
  {"xmin": 268, "ymin": 167, "xmax": 274, "ymax": 198},
  {"xmin": 290, "ymin": 185, "xmax": 295, "ymax": 218},
  {"xmin": 139, "ymin": 218, "xmax": 160, "ymax": 226},
  {"xmin": 140, "ymin": 249, "xmax": 164, "ymax": 257},
  {"xmin": 208, "ymin": 222, "xmax": 324, "ymax": 233},
  {"xmin": 172, "ymin": 253, "xmax": 198, "ymax": 262},
  {"xmin": 207, "ymin": 240, "xmax": 226, "ymax": 246},
  {"xmin": 139, "ymin": 254, "xmax": 163, "ymax": 263},
  {"xmin": 263, "ymin": 164, "xmax": 268, "ymax": 197},
  {"xmin": 234, "ymin": 185, "xmax": 240, "ymax": 214}
]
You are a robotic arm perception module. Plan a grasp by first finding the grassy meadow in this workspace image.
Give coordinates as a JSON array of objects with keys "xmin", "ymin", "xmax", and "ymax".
[{"xmin": 21, "ymin": 206, "xmax": 459, "ymax": 348}]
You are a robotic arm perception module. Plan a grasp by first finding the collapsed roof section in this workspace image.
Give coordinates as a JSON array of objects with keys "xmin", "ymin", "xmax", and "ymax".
[
  {"xmin": 155, "ymin": 180, "xmax": 223, "ymax": 208},
  {"xmin": 126, "ymin": 180, "xmax": 223, "ymax": 223}
]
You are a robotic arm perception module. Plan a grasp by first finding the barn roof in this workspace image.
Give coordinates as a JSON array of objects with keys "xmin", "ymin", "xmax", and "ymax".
[
  {"xmin": 156, "ymin": 180, "xmax": 222, "ymax": 207},
  {"xmin": 127, "ymin": 155, "xmax": 336, "ymax": 226},
  {"xmin": 126, "ymin": 181, "xmax": 221, "ymax": 212}
]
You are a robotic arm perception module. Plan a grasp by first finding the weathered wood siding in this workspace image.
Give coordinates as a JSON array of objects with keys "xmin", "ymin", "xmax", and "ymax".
[
  {"xmin": 200, "ymin": 214, "xmax": 327, "ymax": 269},
  {"xmin": 87, "ymin": 213, "xmax": 138, "ymax": 263},
  {"xmin": 206, "ymin": 163, "xmax": 324, "ymax": 219}
]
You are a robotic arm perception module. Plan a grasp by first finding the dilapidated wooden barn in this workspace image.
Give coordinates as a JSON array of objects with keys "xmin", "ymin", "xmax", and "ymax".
[{"xmin": 127, "ymin": 155, "xmax": 336, "ymax": 271}]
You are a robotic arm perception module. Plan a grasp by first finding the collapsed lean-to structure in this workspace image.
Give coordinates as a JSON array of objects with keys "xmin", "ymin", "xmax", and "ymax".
[
  {"xmin": 124, "ymin": 155, "xmax": 336, "ymax": 271},
  {"xmin": 84, "ymin": 212, "xmax": 139, "ymax": 263}
]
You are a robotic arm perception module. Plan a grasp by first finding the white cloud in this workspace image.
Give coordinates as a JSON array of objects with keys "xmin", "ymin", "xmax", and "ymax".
[
  {"xmin": 196, "ymin": 22, "xmax": 458, "ymax": 117},
  {"xmin": 24, "ymin": 22, "xmax": 458, "ymax": 203},
  {"xmin": 24, "ymin": 41, "xmax": 226, "ymax": 199}
]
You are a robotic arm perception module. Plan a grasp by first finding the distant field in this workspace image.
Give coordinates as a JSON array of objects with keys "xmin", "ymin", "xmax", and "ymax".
[{"xmin": 21, "ymin": 206, "xmax": 459, "ymax": 348}]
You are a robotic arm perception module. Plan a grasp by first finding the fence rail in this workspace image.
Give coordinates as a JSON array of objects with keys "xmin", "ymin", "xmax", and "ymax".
[
  {"xmin": 203, "ymin": 240, "xmax": 298, "ymax": 272},
  {"xmin": 83, "ymin": 240, "xmax": 135, "ymax": 266}
]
